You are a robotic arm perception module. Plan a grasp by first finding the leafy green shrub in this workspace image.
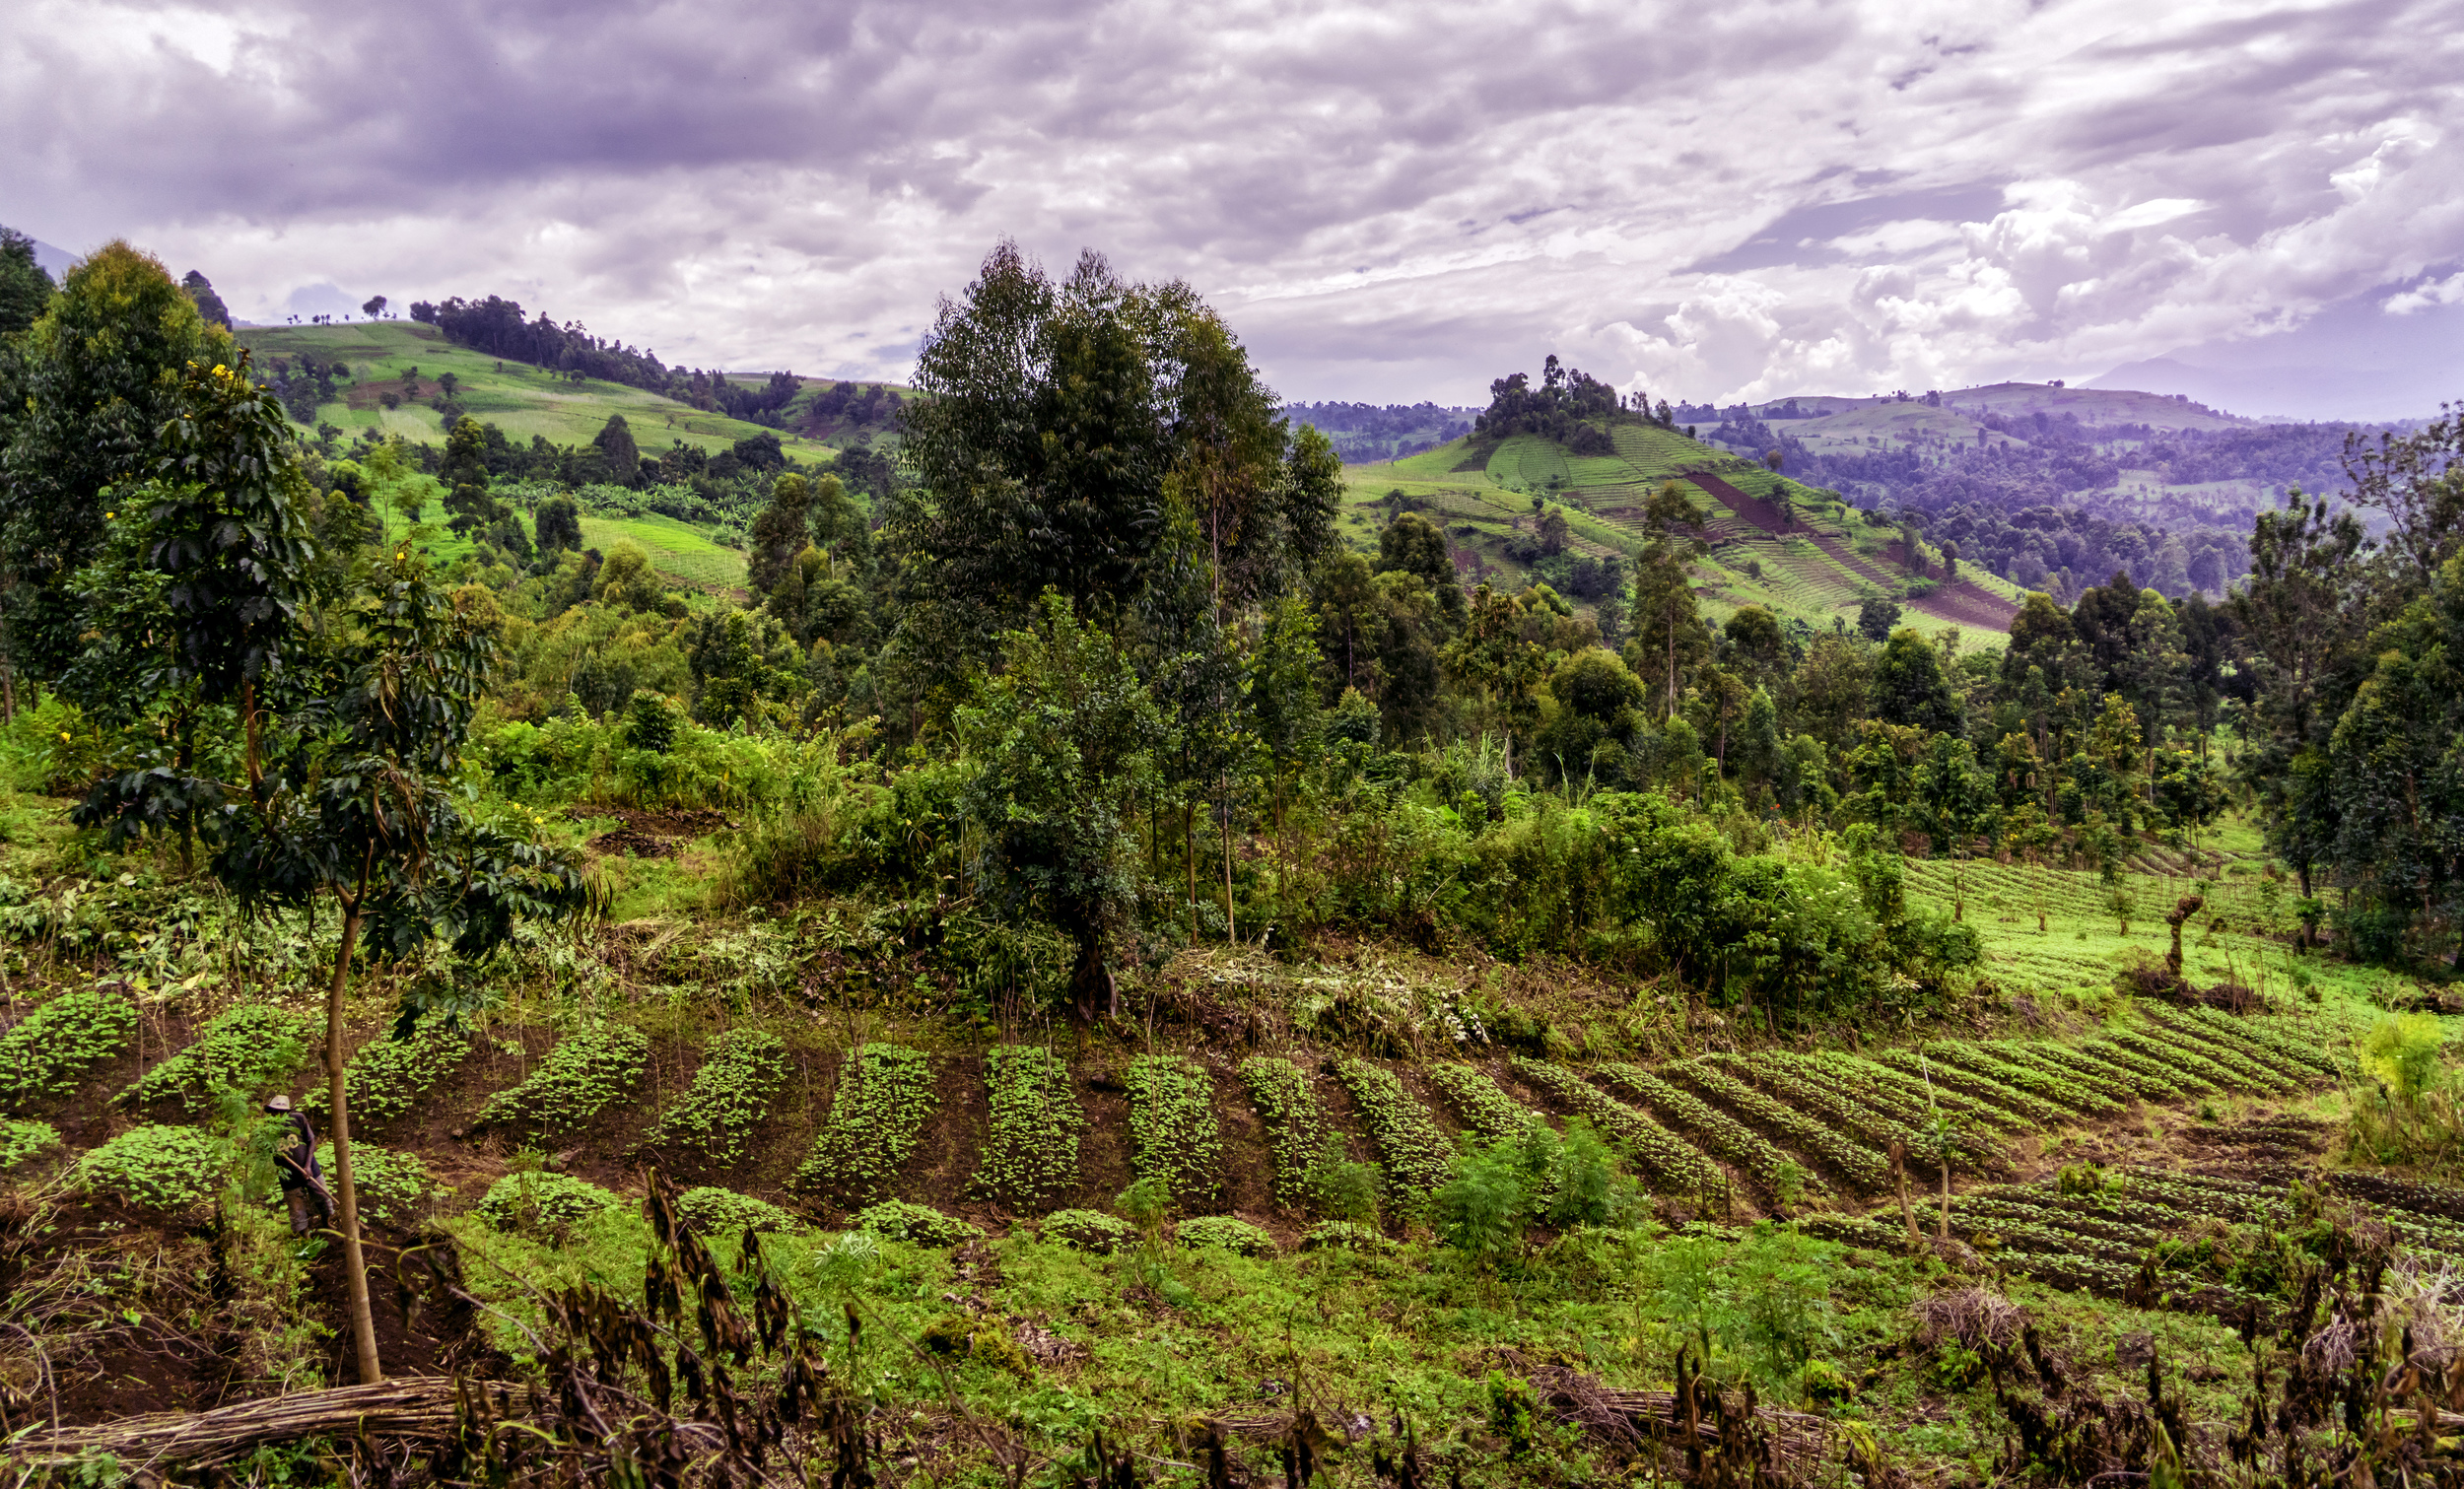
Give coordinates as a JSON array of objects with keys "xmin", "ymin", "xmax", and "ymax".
[
  {"xmin": 1237, "ymin": 1056, "xmax": 1328, "ymax": 1210},
  {"xmin": 678, "ymin": 1185, "xmax": 803, "ymax": 1238},
  {"xmin": 793, "ymin": 1044, "xmax": 934, "ymax": 1202},
  {"xmin": 475, "ymin": 1024, "xmax": 651, "ymax": 1140},
  {"xmin": 1039, "ymin": 1208, "xmax": 1136, "ymax": 1253},
  {"xmin": 0, "ymin": 988, "xmax": 136, "ymax": 1109},
  {"xmin": 975, "ymin": 1046, "xmax": 1082, "ymax": 1211},
  {"xmin": 123, "ymin": 1005, "xmax": 313, "ymax": 1111},
  {"xmin": 644, "ymin": 1028, "xmax": 789, "ymax": 1166},
  {"xmin": 2361, "ymin": 1013, "xmax": 2447, "ymax": 1103},
  {"xmin": 307, "ymin": 1018, "xmax": 468, "ymax": 1127},
  {"xmin": 0, "ymin": 1117, "xmax": 61, "ymax": 1169},
  {"xmin": 1177, "ymin": 1215, "xmax": 1275, "ymax": 1255},
  {"xmin": 1300, "ymin": 1133, "xmax": 1384, "ymax": 1225},
  {"xmin": 1124, "ymin": 1055, "xmax": 1221, "ymax": 1213},
  {"xmin": 478, "ymin": 1171, "xmax": 623, "ymax": 1235},
  {"xmin": 854, "ymin": 1199, "xmax": 982, "ymax": 1248},
  {"xmin": 313, "ymin": 1141, "xmax": 442, "ymax": 1228},
  {"xmin": 1298, "ymin": 1220, "xmax": 1395, "ymax": 1253},
  {"xmin": 1330, "ymin": 1056, "xmax": 1455, "ymax": 1206},
  {"xmin": 79, "ymin": 1124, "xmax": 226, "ymax": 1209}
]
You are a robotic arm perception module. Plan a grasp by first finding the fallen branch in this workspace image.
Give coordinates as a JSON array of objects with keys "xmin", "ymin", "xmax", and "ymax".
[
  {"xmin": 11, "ymin": 1377, "xmax": 473, "ymax": 1468},
  {"xmin": 1525, "ymin": 1364, "xmax": 1830, "ymax": 1466}
]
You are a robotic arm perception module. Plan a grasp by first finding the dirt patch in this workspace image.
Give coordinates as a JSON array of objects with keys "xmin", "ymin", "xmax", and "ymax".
[
  {"xmin": 1071, "ymin": 1056, "xmax": 1135, "ymax": 1214},
  {"xmin": 574, "ymin": 806, "xmax": 734, "ymax": 861}
]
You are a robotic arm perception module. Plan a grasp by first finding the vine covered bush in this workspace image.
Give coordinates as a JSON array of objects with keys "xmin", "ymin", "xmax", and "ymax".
[
  {"xmin": 475, "ymin": 1024, "xmax": 652, "ymax": 1140},
  {"xmin": 644, "ymin": 1028, "xmax": 790, "ymax": 1166},
  {"xmin": 975, "ymin": 1045, "xmax": 1083, "ymax": 1211},
  {"xmin": 478, "ymin": 1171, "xmax": 624, "ymax": 1235},
  {"xmin": 124, "ymin": 1004, "xmax": 313, "ymax": 1111},
  {"xmin": 1124, "ymin": 1055, "xmax": 1222, "ymax": 1212},
  {"xmin": 0, "ymin": 1117, "xmax": 61, "ymax": 1170},
  {"xmin": 677, "ymin": 1186, "xmax": 802, "ymax": 1238},
  {"xmin": 313, "ymin": 1141, "xmax": 443, "ymax": 1228},
  {"xmin": 1177, "ymin": 1215, "xmax": 1275, "ymax": 1255},
  {"xmin": 854, "ymin": 1199, "xmax": 982, "ymax": 1248},
  {"xmin": 0, "ymin": 988, "xmax": 136, "ymax": 1109},
  {"xmin": 308, "ymin": 1018, "xmax": 469, "ymax": 1127},
  {"xmin": 79, "ymin": 1124, "xmax": 226, "ymax": 1209},
  {"xmin": 1331, "ymin": 1056, "xmax": 1455, "ymax": 1205},
  {"xmin": 793, "ymin": 1044, "xmax": 934, "ymax": 1202},
  {"xmin": 1039, "ymin": 1208, "xmax": 1135, "ymax": 1252}
]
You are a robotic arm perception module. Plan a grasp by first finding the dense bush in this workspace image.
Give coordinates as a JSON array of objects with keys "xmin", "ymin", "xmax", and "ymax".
[
  {"xmin": 677, "ymin": 1186, "xmax": 803, "ymax": 1238},
  {"xmin": 854, "ymin": 1199, "xmax": 983, "ymax": 1248},
  {"xmin": 79, "ymin": 1124, "xmax": 226, "ymax": 1209},
  {"xmin": 475, "ymin": 1024, "xmax": 651, "ymax": 1140},
  {"xmin": 0, "ymin": 988, "xmax": 135, "ymax": 1109},
  {"xmin": 478, "ymin": 1171, "xmax": 624, "ymax": 1235}
]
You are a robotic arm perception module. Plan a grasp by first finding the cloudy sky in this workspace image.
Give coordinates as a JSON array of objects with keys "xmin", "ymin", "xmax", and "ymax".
[{"xmin": 7, "ymin": 0, "xmax": 2463, "ymax": 418}]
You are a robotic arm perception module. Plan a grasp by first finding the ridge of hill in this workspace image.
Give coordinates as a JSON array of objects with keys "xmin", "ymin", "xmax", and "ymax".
[
  {"xmin": 235, "ymin": 321, "xmax": 911, "ymax": 456},
  {"xmin": 1337, "ymin": 420, "xmax": 2022, "ymax": 638}
]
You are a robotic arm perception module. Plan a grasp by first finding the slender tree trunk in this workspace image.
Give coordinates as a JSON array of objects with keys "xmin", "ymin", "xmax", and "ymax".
[
  {"xmin": 327, "ymin": 854, "xmax": 381, "ymax": 1385},
  {"xmin": 1186, "ymin": 802, "xmax": 1198, "ymax": 943},
  {"xmin": 1938, "ymin": 1156, "xmax": 1951, "ymax": 1242},
  {"xmin": 1890, "ymin": 1142, "xmax": 1917, "ymax": 1244},
  {"xmin": 1220, "ymin": 794, "xmax": 1236, "ymax": 946}
]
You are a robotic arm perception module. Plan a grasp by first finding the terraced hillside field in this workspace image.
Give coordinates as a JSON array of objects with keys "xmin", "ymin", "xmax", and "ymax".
[{"xmin": 1339, "ymin": 421, "xmax": 2028, "ymax": 637}]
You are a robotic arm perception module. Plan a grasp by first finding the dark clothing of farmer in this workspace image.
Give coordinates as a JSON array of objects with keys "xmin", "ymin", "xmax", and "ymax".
[{"xmin": 265, "ymin": 1095, "xmax": 332, "ymax": 1236}]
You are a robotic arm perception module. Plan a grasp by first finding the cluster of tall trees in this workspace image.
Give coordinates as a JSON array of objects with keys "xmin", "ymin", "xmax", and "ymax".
[{"xmin": 1472, "ymin": 356, "xmax": 1632, "ymax": 454}]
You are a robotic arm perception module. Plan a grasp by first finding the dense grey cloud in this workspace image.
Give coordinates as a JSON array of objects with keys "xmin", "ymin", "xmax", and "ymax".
[{"xmin": 6, "ymin": 0, "xmax": 2462, "ymax": 414}]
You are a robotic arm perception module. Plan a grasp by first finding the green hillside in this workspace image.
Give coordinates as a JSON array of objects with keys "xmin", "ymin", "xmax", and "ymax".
[
  {"xmin": 236, "ymin": 321, "xmax": 844, "ymax": 456},
  {"xmin": 1339, "ymin": 420, "xmax": 2027, "ymax": 639}
]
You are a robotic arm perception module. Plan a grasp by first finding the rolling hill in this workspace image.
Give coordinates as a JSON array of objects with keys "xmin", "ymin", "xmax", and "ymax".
[{"xmin": 1337, "ymin": 420, "xmax": 2024, "ymax": 640}]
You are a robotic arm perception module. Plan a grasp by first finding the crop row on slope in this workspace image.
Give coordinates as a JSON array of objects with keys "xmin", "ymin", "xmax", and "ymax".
[
  {"xmin": 1330, "ymin": 1057, "xmax": 1454, "ymax": 1205},
  {"xmin": 1666, "ymin": 1060, "xmax": 1890, "ymax": 1192},
  {"xmin": 1924, "ymin": 1042, "xmax": 2123, "ymax": 1117},
  {"xmin": 976, "ymin": 1045, "xmax": 1084, "ymax": 1212},
  {"xmin": 0, "ymin": 989, "xmax": 136, "ymax": 1109},
  {"xmin": 476, "ymin": 1023, "xmax": 652, "ymax": 1142},
  {"xmin": 1424, "ymin": 1061, "xmax": 1543, "ymax": 1145},
  {"xmin": 309, "ymin": 1017, "xmax": 469, "ymax": 1127},
  {"xmin": 793, "ymin": 1044, "xmax": 934, "ymax": 1204},
  {"xmin": 642, "ymin": 1028, "xmax": 790, "ymax": 1167},
  {"xmin": 1593, "ymin": 1062, "xmax": 1812, "ymax": 1197},
  {"xmin": 1507, "ymin": 1056, "xmax": 1718, "ymax": 1194},
  {"xmin": 1239, "ymin": 1056, "xmax": 1331, "ymax": 1209},
  {"xmin": 125, "ymin": 1004, "xmax": 315, "ymax": 1112},
  {"xmin": 1871, "ymin": 1049, "xmax": 2069, "ymax": 1127},
  {"xmin": 1125, "ymin": 1055, "xmax": 1223, "ymax": 1212},
  {"xmin": 1800, "ymin": 1053, "xmax": 2020, "ymax": 1162}
]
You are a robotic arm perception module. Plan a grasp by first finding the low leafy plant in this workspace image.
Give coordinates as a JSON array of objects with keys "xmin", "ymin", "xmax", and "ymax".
[
  {"xmin": 793, "ymin": 1044, "xmax": 934, "ymax": 1202},
  {"xmin": 1300, "ymin": 1133, "xmax": 1383, "ymax": 1225},
  {"xmin": 677, "ymin": 1185, "xmax": 803, "ymax": 1238},
  {"xmin": 1330, "ymin": 1056, "xmax": 1455, "ymax": 1206},
  {"xmin": 1237, "ymin": 1055, "xmax": 1326, "ymax": 1209},
  {"xmin": 853, "ymin": 1199, "xmax": 982, "ymax": 1248},
  {"xmin": 0, "ymin": 988, "xmax": 136, "ymax": 1109},
  {"xmin": 79, "ymin": 1124, "xmax": 227, "ymax": 1209},
  {"xmin": 123, "ymin": 1004, "xmax": 313, "ymax": 1112},
  {"xmin": 478, "ymin": 1171, "xmax": 623, "ymax": 1235},
  {"xmin": 313, "ymin": 1141, "xmax": 443, "ymax": 1228},
  {"xmin": 1668, "ymin": 1060, "xmax": 1889, "ymax": 1192},
  {"xmin": 1426, "ymin": 1061, "xmax": 1544, "ymax": 1145},
  {"xmin": 1039, "ymin": 1208, "xmax": 1136, "ymax": 1252},
  {"xmin": 0, "ymin": 1117, "xmax": 61, "ymax": 1170},
  {"xmin": 1508, "ymin": 1055, "xmax": 1718, "ymax": 1194},
  {"xmin": 1123, "ymin": 1054, "xmax": 1221, "ymax": 1213},
  {"xmin": 975, "ymin": 1045, "xmax": 1083, "ymax": 1211},
  {"xmin": 475, "ymin": 1023, "xmax": 652, "ymax": 1141},
  {"xmin": 1298, "ymin": 1220, "xmax": 1395, "ymax": 1253},
  {"xmin": 643, "ymin": 1028, "xmax": 789, "ymax": 1166},
  {"xmin": 1598, "ymin": 1062, "xmax": 1809, "ymax": 1196},
  {"xmin": 308, "ymin": 1017, "xmax": 468, "ymax": 1127},
  {"xmin": 1177, "ymin": 1214, "xmax": 1275, "ymax": 1255}
]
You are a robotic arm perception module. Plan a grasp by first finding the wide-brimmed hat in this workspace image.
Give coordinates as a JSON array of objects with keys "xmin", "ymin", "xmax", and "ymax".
[{"xmin": 264, "ymin": 1094, "xmax": 294, "ymax": 1113}]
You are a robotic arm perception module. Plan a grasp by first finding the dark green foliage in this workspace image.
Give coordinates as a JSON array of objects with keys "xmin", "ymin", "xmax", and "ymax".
[
  {"xmin": 180, "ymin": 271, "xmax": 232, "ymax": 329},
  {"xmin": 644, "ymin": 1028, "xmax": 789, "ymax": 1166},
  {"xmin": 474, "ymin": 1023, "xmax": 650, "ymax": 1141},
  {"xmin": 124, "ymin": 1004, "xmax": 312, "ymax": 1111},
  {"xmin": 0, "ymin": 988, "xmax": 136, "ymax": 1109},
  {"xmin": 0, "ymin": 226, "xmax": 54, "ymax": 336},
  {"xmin": 533, "ymin": 495, "xmax": 582, "ymax": 557},
  {"xmin": 793, "ymin": 1043, "xmax": 933, "ymax": 1203}
]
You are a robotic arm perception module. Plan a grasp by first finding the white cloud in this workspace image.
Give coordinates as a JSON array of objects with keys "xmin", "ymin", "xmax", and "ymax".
[
  {"xmin": 2384, "ymin": 270, "xmax": 2464, "ymax": 315},
  {"xmin": 4, "ymin": 0, "xmax": 2461, "ymax": 403}
]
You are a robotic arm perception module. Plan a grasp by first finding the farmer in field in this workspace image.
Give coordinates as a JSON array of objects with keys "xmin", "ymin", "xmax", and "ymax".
[{"xmin": 264, "ymin": 1095, "xmax": 334, "ymax": 1235}]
